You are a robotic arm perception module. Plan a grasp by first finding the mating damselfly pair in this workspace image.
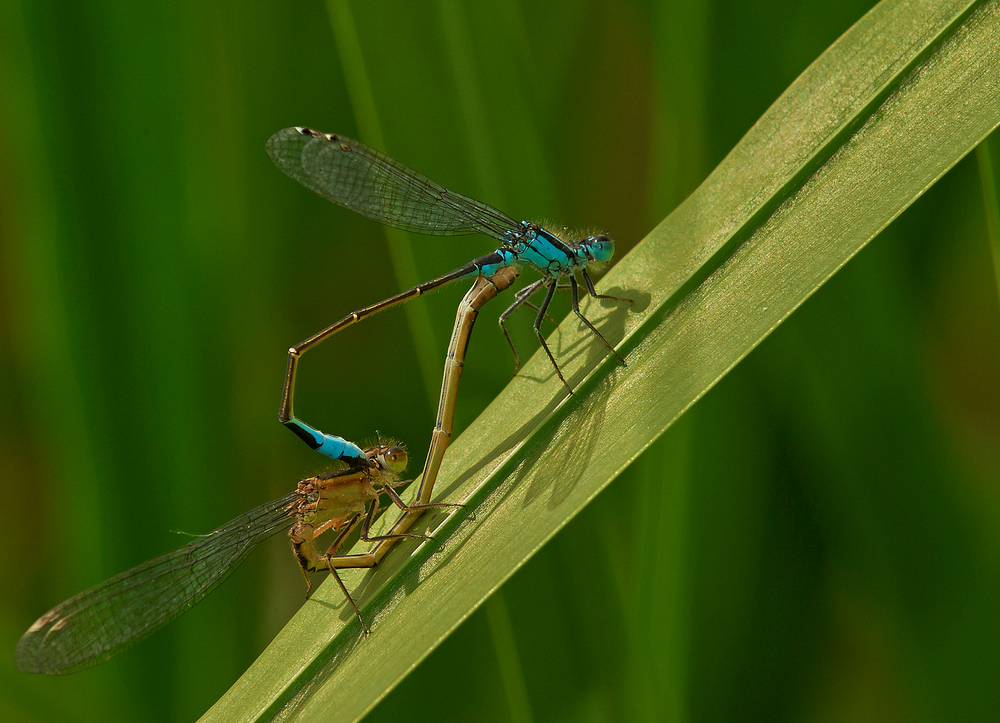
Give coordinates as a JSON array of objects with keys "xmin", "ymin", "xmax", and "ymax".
[{"xmin": 16, "ymin": 128, "xmax": 627, "ymax": 675}]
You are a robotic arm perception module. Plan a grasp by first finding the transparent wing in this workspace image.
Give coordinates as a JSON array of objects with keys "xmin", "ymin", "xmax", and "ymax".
[
  {"xmin": 16, "ymin": 493, "xmax": 297, "ymax": 675},
  {"xmin": 266, "ymin": 127, "xmax": 520, "ymax": 240}
]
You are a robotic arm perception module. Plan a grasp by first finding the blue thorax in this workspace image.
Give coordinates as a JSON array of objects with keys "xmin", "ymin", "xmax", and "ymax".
[{"xmin": 459, "ymin": 222, "xmax": 614, "ymax": 280}]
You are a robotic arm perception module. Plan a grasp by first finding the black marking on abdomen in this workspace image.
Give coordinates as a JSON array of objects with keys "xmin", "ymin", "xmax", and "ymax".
[{"xmin": 285, "ymin": 421, "xmax": 321, "ymax": 450}]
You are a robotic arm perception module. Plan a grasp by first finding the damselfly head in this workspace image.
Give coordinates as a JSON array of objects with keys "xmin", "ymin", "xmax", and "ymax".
[
  {"xmin": 584, "ymin": 234, "xmax": 614, "ymax": 264},
  {"xmin": 372, "ymin": 445, "xmax": 408, "ymax": 474}
]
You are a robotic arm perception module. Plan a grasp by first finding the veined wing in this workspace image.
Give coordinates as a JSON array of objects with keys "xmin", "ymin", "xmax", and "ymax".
[
  {"xmin": 16, "ymin": 492, "xmax": 297, "ymax": 675},
  {"xmin": 266, "ymin": 127, "xmax": 520, "ymax": 241}
]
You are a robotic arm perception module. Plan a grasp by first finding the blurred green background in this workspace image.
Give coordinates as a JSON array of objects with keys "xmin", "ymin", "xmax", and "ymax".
[{"xmin": 2, "ymin": 0, "xmax": 998, "ymax": 721}]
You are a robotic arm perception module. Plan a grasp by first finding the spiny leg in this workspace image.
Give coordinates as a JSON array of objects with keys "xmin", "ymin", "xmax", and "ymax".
[
  {"xmin": 570, "ymin": 276, "xmax": 627, "ymax": 366},
  {"xmin": 312, "ymin": 511, "xmax": 374, "ymax": 634},
  {"xmin": 499, "ymin": 278, "xmax": 546, "ymax": 373},
  {"xmin": 522, "ymin": 283, "xmax": 574, "ymax": 324},
  {"xmin": 359, "ymin": 493, "xmax": 436, "ymax": 543},
  {"xmin": 521, "ymin": 303, "xmax": 554, "ymax": 324},
  {"xmin": 289, "ymin": 503, "xmax": 377, "ymax": 635},
  {"xmin": 581, "ymin": 268, "xmax": 633, "ymax": 304},
  {"xmin": 323, "ymin": 563, "xmax": 369, "ymax": 635},
  {"xmin": 533, "ymin": 279, "xmax": 573, "ymax": 393},
  {"xmin": 379, "ymin": 478, "xmax": 464, "ymax": 514},
  {"xmin": 291, "ymin": 513, "xmax": 362, "ymax": 596},
  {"xmin": 513, "ymin": 282, "xmax": 541, "ymax": 301},
  {"xmin": 519, "ymin": 297, "xmax": 557, "ymax": 325},
  {"xmin": 514, "ymin": 284, "xmax": 555, "ymax": 322}
]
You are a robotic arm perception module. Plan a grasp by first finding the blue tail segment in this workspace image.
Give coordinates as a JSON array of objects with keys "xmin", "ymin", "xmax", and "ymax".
[{"xmin": 284, "ymin": 419, "xmax": 366, "ymax": 464}]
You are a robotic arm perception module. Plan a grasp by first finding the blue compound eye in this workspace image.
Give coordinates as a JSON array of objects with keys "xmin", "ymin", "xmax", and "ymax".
[{"xmin": 587, "ymin": 234, "xmax": 614, "ymax": 263}]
